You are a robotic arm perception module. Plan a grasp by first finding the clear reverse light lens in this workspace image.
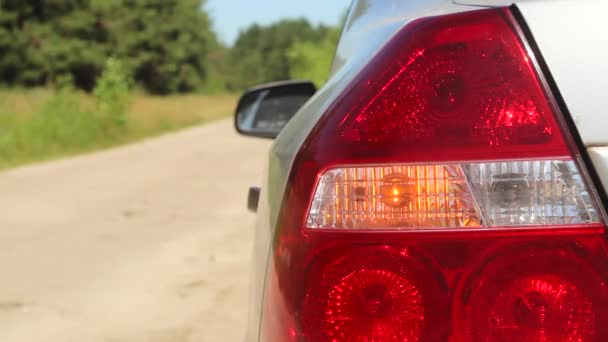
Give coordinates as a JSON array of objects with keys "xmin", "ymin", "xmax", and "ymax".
[{"xmin": 306, "ymin": 160, "xmax": 599, "ymax": 229}]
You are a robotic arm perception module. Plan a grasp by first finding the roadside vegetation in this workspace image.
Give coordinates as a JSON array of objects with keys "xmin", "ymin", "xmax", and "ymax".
[
  {"xmin": 0, "ymin": 89, "xmax": 237, "ymax": 168},
  {"xmin": 0, "ymin": 1, "xmax": 343, "ymax": 168}
]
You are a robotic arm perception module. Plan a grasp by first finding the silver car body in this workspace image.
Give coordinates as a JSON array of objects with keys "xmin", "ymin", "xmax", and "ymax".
[{"xmin": 245, "ymin": 0, "xmax": 608, "ymax": 340}]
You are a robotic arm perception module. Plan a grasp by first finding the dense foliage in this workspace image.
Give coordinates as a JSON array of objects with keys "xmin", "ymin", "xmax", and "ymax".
[
  {"xmin": 228, "ymin": 19, "xmax": 337, "ymax": 89},
  {"xmin": 0, "ymin": 0, "xmax": 342, "ymax": 93},
  {"xmin": 0, "ymin": 0, "xmax": 212, "ymax": 94},
  {"xmin": 287, "ymin": 26, "xmax": 341, "ymax": 87}
]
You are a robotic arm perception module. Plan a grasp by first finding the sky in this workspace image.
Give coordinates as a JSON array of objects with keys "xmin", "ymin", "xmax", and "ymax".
[{"xmin": 206, "ymin": 0, "xmax": 351, "ymax": 46}]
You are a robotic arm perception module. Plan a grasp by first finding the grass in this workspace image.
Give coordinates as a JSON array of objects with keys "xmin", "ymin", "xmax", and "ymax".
[
  {"xmin": 0, "ymin": 89, "xmax": 237, "ymax": 169},
  {"xmin": 127, "ymin": 93, "xmax": 237, "ymax": 134}
]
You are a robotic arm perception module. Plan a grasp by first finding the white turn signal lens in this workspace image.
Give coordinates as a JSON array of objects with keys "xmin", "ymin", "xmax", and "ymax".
[{"xmin": 306, "ymin": 160, "xmax": 599, "ymax": 229}]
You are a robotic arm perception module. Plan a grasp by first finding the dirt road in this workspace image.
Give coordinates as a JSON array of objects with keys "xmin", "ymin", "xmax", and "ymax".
[{"xmin": 0, "ymin": 120, "xmax": 271, "ymax": 342}]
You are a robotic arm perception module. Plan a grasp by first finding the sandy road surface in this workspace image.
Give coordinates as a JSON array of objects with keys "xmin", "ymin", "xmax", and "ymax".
[{"xmin": 0, "ymin": 120, "xmax": 271, "ymax": 342}]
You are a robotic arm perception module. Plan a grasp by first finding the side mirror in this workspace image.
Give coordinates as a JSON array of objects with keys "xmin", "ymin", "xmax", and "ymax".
[{"xmin": 234, "ymin": 80, "xmax": 316, "ymax": 138}]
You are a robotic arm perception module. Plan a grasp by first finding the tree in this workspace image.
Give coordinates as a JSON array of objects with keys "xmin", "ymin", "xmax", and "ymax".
[
  {"xmin": 288, "ymin": 27, "xmax": 340, "ymax": 87},
  {"xmin": 228, "ymin": 19, "xmax": 329, "ymax": 90},
  {"xmin": 107, "ymin": 0, "xmax": 212, "ymax": 94},
  {"xmin": 0, "ymin": 0, "xmax": 215, "ymax": 94},
  {"xmin": 0, "ymin": 0, "xmax": 110, "ymax": 90}
]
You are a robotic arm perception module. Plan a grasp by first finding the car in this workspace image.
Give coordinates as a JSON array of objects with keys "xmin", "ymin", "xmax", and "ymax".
[{"xmin": 234, "ymin": 0, "xmax": 608, "ymax": 341}]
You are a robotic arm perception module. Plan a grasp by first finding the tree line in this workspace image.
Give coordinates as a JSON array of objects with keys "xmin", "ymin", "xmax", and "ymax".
[{"xmin": 0, "ymin": 0, "xmax": 341, "ymax": 94}]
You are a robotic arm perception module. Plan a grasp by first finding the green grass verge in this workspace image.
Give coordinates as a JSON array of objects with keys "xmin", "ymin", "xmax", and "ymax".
[{"xmin": 0, "ymin": 89, "xmax": 237, "ymax": 169}]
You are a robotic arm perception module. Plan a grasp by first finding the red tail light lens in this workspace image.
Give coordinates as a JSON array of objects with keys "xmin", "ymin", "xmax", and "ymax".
[
  {"xmin": 262, "ymin": 7, "xmax": 608, "ymax": 342},
  {"xmin": 456, "ymin": 245, "xmax": 608, "ymax": 341},
  {"xmin": 301, "ymin": 245, "xmax": 448, "ymax": 341},
  {"xmin": 310, "ymin": 7, "xmax": 569, "ymax": 164}
]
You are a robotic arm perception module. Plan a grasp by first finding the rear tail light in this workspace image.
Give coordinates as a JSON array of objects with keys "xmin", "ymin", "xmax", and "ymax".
[{"xmin": 262, "ymin": 7, "xmax": 608, "ymax": 342}]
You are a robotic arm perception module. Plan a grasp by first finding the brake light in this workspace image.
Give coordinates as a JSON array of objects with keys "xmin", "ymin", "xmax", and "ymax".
[
  {"xmin": 301, "ymin": 245, "xmax": 447, "ymax": 342},
  {"xmin": 262, "ymin": 7, "xmax": 608, "ymax": 342}
]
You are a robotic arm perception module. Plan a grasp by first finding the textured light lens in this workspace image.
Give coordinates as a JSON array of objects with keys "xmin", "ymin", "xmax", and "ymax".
[
  {"xmin": 457, "ymin": 247, "xmax": 606, "ymax": 342},
  {"xmin": 301, "ymin": 245, "xmax": 447, "ymax": 342},
  {"xmin": 306, "ymin": 160, "xmax": 599, "ymax": 229},
  {"xmin": 467, "ymin": 160, "xmax": 598, "ymax": 226},
  {"xmin": 307, "ymin": 165, "xmax": 480, "ymax": 229}
]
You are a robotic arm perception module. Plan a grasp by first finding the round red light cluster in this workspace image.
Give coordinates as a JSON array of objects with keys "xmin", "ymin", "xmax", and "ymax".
[
  {"xmin": 324, "ymin": 268, "xmax": 424, "ymax": 341},
  {"xmin": 301, "ymin": 245, "xmax": 447, "ymax": 342},
  {"xmin": 455, "ymin": 246, "xmax": 608, "ymax": 342}
]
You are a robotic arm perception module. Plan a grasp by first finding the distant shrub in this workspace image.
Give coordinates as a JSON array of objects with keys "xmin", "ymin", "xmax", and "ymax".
[
  {"xmin": 55, "ymin": 74, "xmax": 76, "ymax": 91},
  {"xmin": 0, "ymin": 88, "xmax": 237, "ymax": 169},
  {"xmin": 31, "ymin": 91, "xmax": 100, "ymax": 151},
  {"xmin": 287, "ymin": 28, "xmax": 341, "ymax": 88},
  {"xmin": 94, "ymin": 58, "xmax": 131, "ymax": 135},
  {"xmin": 0, "ymin": 90, "xmax": 101, "ymax": 163}
]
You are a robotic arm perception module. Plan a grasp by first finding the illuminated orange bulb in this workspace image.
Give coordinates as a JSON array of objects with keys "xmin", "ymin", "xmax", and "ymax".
[{"xmin": 380, "ymin": 173, "xmax": 416, "ymax": 208}]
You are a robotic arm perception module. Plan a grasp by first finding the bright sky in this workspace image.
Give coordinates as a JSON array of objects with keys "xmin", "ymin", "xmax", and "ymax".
[{"xmin": 206, "ymin": 0, "xmax": 351, "ymax": 46}]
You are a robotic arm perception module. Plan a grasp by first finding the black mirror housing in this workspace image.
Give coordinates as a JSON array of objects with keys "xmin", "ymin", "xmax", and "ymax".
[{"xmin": 234, "ymin": 80, "xmax": 316, "ymax": 139}]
